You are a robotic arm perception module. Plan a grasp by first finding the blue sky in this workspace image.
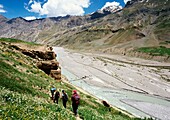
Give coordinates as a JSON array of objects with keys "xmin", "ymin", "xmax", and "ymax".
[{"xmin": 0, "ymin": 0, "xmax": 129, "ymax": 20}]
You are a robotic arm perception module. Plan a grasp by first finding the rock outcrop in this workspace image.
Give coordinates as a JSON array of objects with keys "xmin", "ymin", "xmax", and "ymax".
[
  {"xmin": 36, "ymin": 61, "xmax": 59, "ymax": 74},
  {"xmin": 10, "ymin": 44, "xmax": 61, "ymax": 80},
  {"xmin": 21, "ymin": 49, "xmax": 56, "ymax": 60}
]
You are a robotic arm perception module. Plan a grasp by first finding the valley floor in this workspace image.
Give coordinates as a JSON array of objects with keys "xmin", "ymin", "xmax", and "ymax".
[{"xmin": 53, "ymin": 47, "xmax": 170, "ymax": 120}]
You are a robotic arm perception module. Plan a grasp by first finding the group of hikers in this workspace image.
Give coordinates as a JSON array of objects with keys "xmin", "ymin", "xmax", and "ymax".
[{"xmin": 50, "ymin": 86, "xmax": 80, "ymax": 116}]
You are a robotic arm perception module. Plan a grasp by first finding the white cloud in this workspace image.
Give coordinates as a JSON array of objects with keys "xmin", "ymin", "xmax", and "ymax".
[
  {"xmin": 25, "ymin": 0, "xmax": 90, "ymax": 17},
  {"xmin": 124, "ymin": 0, "xmax": 131, "ymax": 4},
  {"xmin": 24, "ymin": 16, "xmax": 37, "ymax": 20},
  {"xmin": 101, "ymin": 1, "xmax": 122, "ymax": 10},
  {"xmin": 0, "ymin": 4, "xmax": 7, "ymax": 13}
]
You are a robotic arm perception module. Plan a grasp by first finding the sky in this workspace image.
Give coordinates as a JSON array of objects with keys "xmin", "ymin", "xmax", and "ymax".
[{"xmin": 0, "ymin": 0, "xmax": 130, "ymax": 20}]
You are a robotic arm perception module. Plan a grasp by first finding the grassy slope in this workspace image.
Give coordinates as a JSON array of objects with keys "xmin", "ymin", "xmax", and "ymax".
[
  {"xmin": 0, "ymin": 38, "xmax": 148, "ymax": 120},
  {"xmin": 136, "ymin": 46, "xmax": 170, "ymax": 56}
]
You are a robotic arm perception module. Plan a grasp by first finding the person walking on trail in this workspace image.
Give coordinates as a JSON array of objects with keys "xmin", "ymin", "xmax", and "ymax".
[
  {"xmin": 61, "ymin": 90, "xmax": 68, "ymax": 108},
  {"xmin": 71, "ymin": 90, "xmax": 80, "ymax": 116},
  {"xmin": 54, "ymin": 90, "xmax": 60, "ymax": 104},
  {"xmin": 50, "ymin": 86, "xmax": 56, "ymax": 100}
]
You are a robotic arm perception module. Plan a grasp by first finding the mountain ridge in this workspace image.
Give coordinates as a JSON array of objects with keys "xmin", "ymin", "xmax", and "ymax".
[{"xmin": 0, "ymin": 0, "xmax": 170, "ymax": 61}]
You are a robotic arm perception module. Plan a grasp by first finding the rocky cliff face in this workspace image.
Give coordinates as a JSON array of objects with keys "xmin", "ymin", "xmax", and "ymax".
[
  {"xmin": 8, "ymin": 43, "xmax": 62, "ymax": 80},
  {"xmin": 0, "ymin": 0, "xmax": 169, "ymax": 55}
]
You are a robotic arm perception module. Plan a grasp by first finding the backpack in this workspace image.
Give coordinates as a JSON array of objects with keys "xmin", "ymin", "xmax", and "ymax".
[
  {"xmin": 55, "ymin": 91, "xmax": 60, "ymax": 99},
  {"xmin": 74, "ymin": 94, "xmax": 80, "ymax": 105},
  {"xmin": 63, "ymin": 93, "xmax": 68, "ymax": 101}
]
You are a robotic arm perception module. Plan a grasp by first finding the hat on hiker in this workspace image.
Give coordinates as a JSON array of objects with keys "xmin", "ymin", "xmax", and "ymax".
[{"xmin": 73, "ymin": 90, "xmax": 77, "ymax": 94}]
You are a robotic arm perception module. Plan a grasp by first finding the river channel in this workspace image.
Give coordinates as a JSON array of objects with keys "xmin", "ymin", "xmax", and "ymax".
[{"xmin": 53, "ymin": 47, "xmax": 170, "ymax": 120}]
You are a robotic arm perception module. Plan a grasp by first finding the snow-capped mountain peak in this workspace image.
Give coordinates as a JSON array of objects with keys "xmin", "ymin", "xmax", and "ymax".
[{"xmin": 101, "ymin": 5, "xmax": 122, "ymax": 13}]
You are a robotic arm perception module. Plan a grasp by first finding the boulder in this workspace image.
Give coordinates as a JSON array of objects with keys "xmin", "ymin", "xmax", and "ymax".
[
  {"xmin": 102, "ymin": 100, "xmax": 110, "ymax": 107},
  {"xmin": 50, "ymin": 69, "xmax": 61, "ymax": 80}
]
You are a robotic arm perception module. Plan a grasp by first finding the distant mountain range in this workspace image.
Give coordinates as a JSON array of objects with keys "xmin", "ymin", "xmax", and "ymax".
[{"xmin": 0, "ymin": 0, "xmax": 170, "ymax": 55}]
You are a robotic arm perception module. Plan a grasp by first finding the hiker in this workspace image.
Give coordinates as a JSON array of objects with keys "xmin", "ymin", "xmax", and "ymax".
[
  {"xmin": 71, "ymin": 90, "xmax": 80, "ymax": 116},
  {"xmin": 54, "ymin": 90, "xmax": 60, "ymax": 104},
  {"xmin": 61, "ymin": 90, "xmax": 68, "ymax": 108},
  {"xmin": 50, "ymin": 86, "xmax": 56, "ymax": 100}
]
